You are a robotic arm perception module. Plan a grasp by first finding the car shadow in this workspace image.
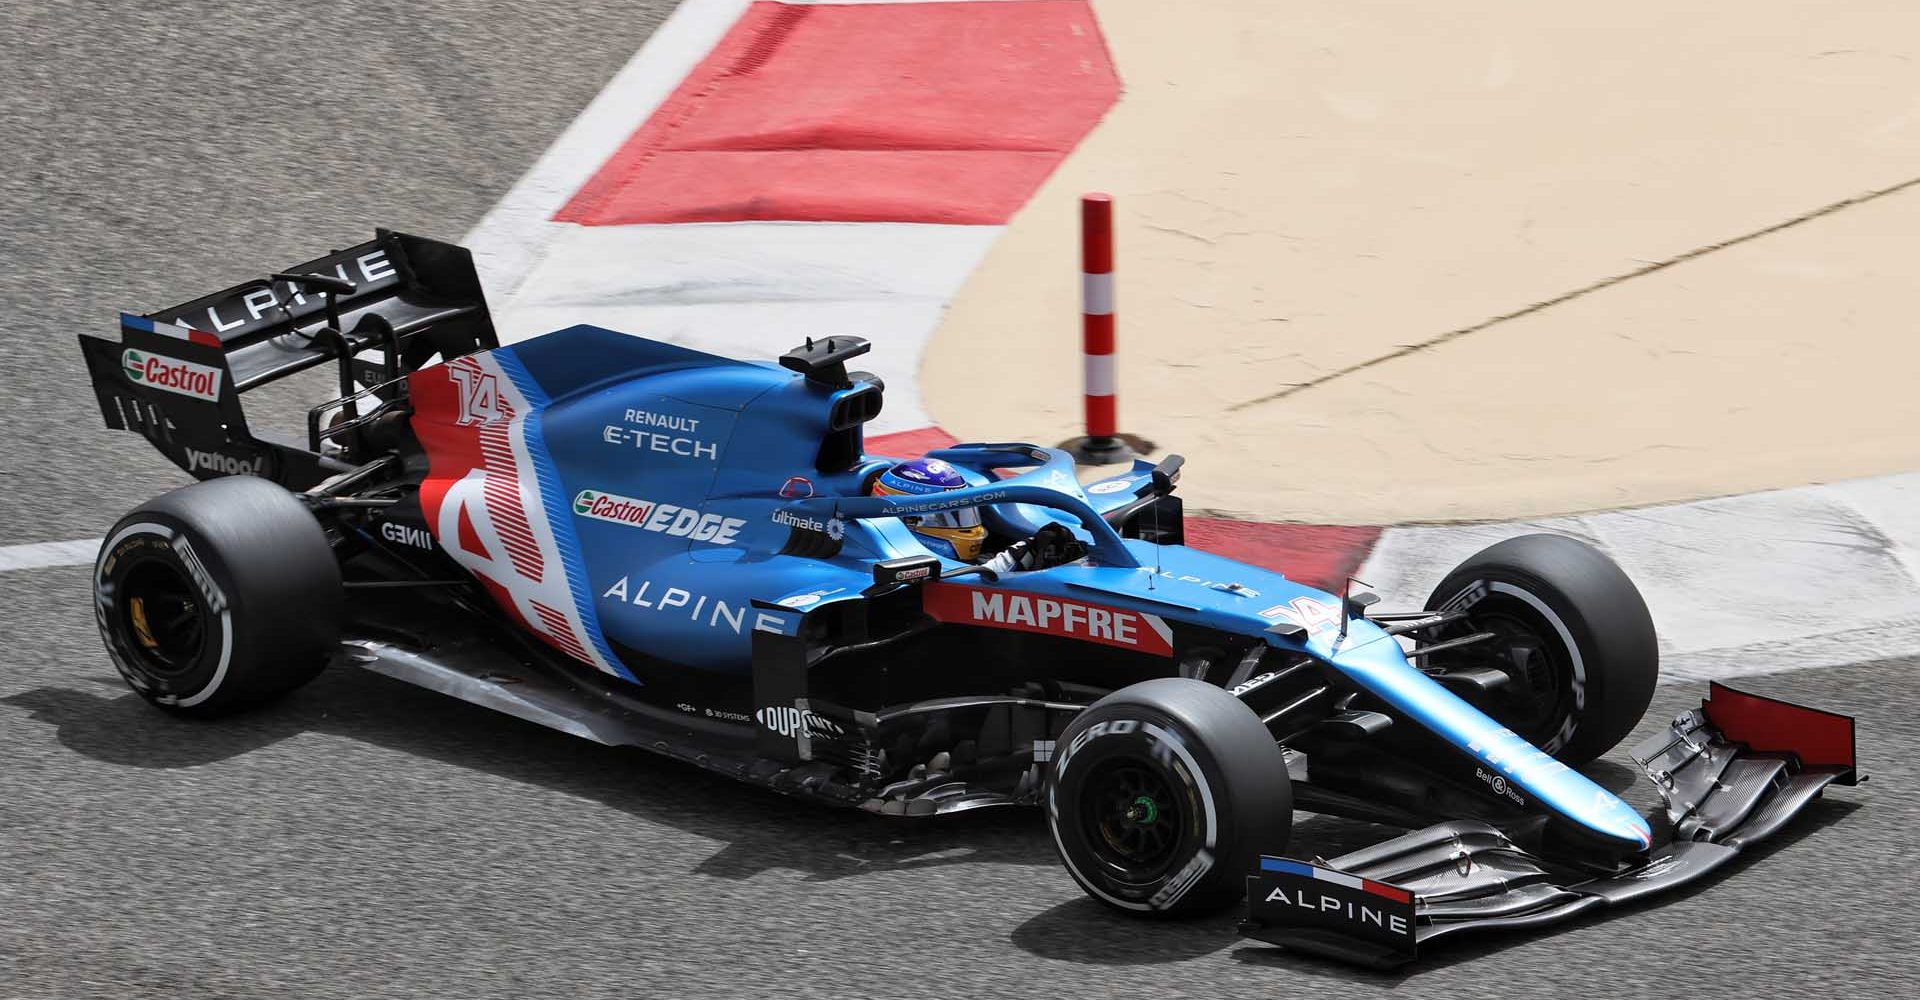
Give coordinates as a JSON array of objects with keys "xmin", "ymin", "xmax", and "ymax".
[
  {"xmin": 7, "ymin": 666, "xmax": 1858, "ymax": 974},
  {"xmin": 1584, "ymin": 757, "xmax": 1641, "ymax": 795},
  {"xmin": 0, "ymin": 666, "xmax": 1060, "ymax": 885},
  {"xmin": 1011, "ymin": 898, "xmax": 1247, "ymax": 964},
  {"xmin": 1009, "ymin": 784, "xmax": 1860, "ymax": 970}
]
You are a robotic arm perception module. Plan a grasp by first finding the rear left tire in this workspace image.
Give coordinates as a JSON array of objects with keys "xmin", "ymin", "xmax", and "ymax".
[{"xmin": 94, "ymin": 476, "xmax": 342, "ymax": 717}]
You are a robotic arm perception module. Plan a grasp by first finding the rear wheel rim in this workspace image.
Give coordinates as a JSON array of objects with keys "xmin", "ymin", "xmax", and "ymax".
[{"xmin": 118, "ymin": 558, "xmax": 207, "ymax": 676}]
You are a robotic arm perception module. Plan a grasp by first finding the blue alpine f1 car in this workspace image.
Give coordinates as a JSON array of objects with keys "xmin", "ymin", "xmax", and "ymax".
[{"xmin": 80, "ymin": 231, "xmax": 1860, "ymax": 966}]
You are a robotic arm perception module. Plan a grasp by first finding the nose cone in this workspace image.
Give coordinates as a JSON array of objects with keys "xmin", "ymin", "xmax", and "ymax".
[
  {"xmin": 1328, "ymin": 627, "xmax": 1652, "ymax": 851},
  {"xmin": 1061, "ymin": 544, "xmax": 1655, "ymax": 851}
]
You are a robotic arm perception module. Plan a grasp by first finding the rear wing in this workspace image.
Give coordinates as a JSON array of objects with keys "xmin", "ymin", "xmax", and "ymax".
[{"xmin": 78, "ymin": 230, "xmax": 495, "ymax": 490}]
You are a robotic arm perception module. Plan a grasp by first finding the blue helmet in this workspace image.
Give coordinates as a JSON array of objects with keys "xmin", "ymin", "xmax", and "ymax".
[{"xmin": 869, "ymin": 458, "xmax": 985, "ymax": 560}]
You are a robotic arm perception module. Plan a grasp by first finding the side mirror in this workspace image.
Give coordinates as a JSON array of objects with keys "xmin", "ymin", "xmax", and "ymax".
[
  {"xmin": 866, "ymin": 554, "xmax": 940, "ymax": 595},
  {"xmin": 1134, "ymin": 453, "xmax": 1186, "ymax": 498}
]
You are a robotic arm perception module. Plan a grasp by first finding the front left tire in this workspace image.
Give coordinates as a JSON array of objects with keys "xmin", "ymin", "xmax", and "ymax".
[
  {"xmin": 94, "ymin": 476, "xmax": 342, "ymax": 717},
  {"xmin": 1045, "ymin": 678, "xmax": 1293, "ymax": 916}
]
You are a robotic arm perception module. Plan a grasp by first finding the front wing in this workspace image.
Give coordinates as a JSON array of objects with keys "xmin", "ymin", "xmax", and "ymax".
[{"xmin": 1240, "ymin": 683, "xmax": 1859, "ymax": 967}]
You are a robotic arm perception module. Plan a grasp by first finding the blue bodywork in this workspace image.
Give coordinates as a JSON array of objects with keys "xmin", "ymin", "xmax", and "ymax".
[{"xmin": 465, "ymin": 325, "xmax": 1651, "ymax": 851}]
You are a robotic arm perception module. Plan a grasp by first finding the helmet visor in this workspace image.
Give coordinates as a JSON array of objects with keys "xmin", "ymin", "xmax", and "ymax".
[{"xmin": 913, "ymin": 506, "xmax": 982, "ymax": 530}]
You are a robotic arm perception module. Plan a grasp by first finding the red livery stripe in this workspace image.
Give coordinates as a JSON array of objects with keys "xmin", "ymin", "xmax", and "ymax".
[
  {"xmin": 533, "ymin": 601, "xmax": 593, "ymax": 662},
  {"xmin": 476, "ymin": 408, "xmax": 545, "ymax": 582},
  {"xmin": 1362, "ymin": 879, "xmax": 1413, "ymax": 904}
]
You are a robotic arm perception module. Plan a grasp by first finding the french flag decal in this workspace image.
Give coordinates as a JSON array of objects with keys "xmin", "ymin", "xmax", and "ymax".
[
  {"xmin": 121, "ymin": 312, "xmax": 224, "ymax": 348},
  {"xmin": 1259, "ymin": 857, "xmax": 1413, "ymax": 905}
]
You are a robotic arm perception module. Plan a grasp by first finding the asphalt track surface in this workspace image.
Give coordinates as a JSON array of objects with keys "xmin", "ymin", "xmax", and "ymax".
[
  {"xmin": 0, "ymin": 0, "xmax": 671, "ymax": 542},
  {"xmin": 0, "ymin": 4, "xmax": 1912, "ymax": 999}
]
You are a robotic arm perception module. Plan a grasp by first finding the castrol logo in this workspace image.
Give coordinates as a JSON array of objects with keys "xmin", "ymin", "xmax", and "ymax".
[{"xmin": 123, "ymin": 349, "xmax": 222, "ymax": 402}]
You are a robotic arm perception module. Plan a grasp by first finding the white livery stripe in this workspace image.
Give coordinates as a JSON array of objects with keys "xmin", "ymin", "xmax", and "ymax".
[
  {"xmin": 474, "ymin": 395, "xmax": 546, "ymax": 581},
  {"xmin": 1313, "ymin": 867, "xmax": 1365, "ymax": 891},
  {"xmin": 428, "ymin": 353, "xmax": 617, "ymax": 678},
  {"xmin": 1081, "ymin": 272, "xmax": 1115, "ymax": 316},
  {"xmin": 1084, "ymin": 353, "xmax": 1117, "ymax": 396}
]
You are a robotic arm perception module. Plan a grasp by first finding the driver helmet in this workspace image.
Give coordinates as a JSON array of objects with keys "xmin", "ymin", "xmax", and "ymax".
[{"xmin": 869, "ymin": 458, "xmax": 985, "ymax": 560}]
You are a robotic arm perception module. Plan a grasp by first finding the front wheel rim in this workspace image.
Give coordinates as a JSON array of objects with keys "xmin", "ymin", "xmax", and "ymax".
[
  {"xmin": 1452, "ymin": 604, "xmax": 1575, "ymax": 747},
  {"xmin": 1080, "ymin": 760, "xmax": 1183, "ymax": 882}
]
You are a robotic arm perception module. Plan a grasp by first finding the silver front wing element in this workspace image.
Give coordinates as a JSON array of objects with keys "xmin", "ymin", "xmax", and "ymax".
[
  {"xmin": 1630, "ymin": 705, "xmax": 1845, "ymax": 848},
  {"xmin": 1242, "ymin": 683, "xmax": 1859, "ymax": 967}
]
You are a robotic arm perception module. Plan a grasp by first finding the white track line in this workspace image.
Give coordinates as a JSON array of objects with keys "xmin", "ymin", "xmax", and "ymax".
[
  {"xmin": 0, "ymin": 538, "xmax": 99, "ymax": 572},
  {"xmin": 5, "ymin": 0, "xmax": 756, "ymax": 574},
  {"xmin": 462, "ymin": 0, "xmax": 751, "ymax": 301}
]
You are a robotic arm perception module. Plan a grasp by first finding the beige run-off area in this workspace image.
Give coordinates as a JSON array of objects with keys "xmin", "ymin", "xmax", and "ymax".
[{"xmin": 921, "ymin": 1, "xmax": 1920, "ymax": 524}]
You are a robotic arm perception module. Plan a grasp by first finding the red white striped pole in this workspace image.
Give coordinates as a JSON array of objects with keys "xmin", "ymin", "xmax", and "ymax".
[
  {"xmin": 1081, "ymin": 193, "xmax": 1118, "ymax": 444},
  {"xmin": 1065, "ymin": 192, "xmax": 1137, "ymax": 464},
  {"xmin": 1065, "ymin": 193, "xmax": 1140, "ymax": 463}
]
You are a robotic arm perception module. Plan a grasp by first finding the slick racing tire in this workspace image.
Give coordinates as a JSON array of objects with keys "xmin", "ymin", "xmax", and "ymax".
[
  {"xmin": 1425, "ymin": 533, "xmax": 1658, "ymax": 766},
  {"xmin": 94, "ymin": 476, "xmax": 342, "ymax": 717},
  {"xmin": 1046, "ymin": 678, "xmax": 1292, "ymax": 917}
]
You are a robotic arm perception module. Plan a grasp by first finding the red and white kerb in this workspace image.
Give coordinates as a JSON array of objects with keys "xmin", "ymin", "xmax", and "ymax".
[{"xmin": 1081, "ymin": 193, "xmax": 1117, "ymax": 441}]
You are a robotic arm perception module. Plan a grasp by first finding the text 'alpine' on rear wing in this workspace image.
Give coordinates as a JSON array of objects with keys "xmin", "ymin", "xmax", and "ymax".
[{"xmin": 77, "ymin": 230, "xmax": 496, "ymax": 491}]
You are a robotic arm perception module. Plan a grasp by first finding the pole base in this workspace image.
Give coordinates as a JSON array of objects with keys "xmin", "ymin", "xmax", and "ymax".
[{"xmin": 1059, "ymin": 433, "xmax": 1154, "ymax": 466}]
